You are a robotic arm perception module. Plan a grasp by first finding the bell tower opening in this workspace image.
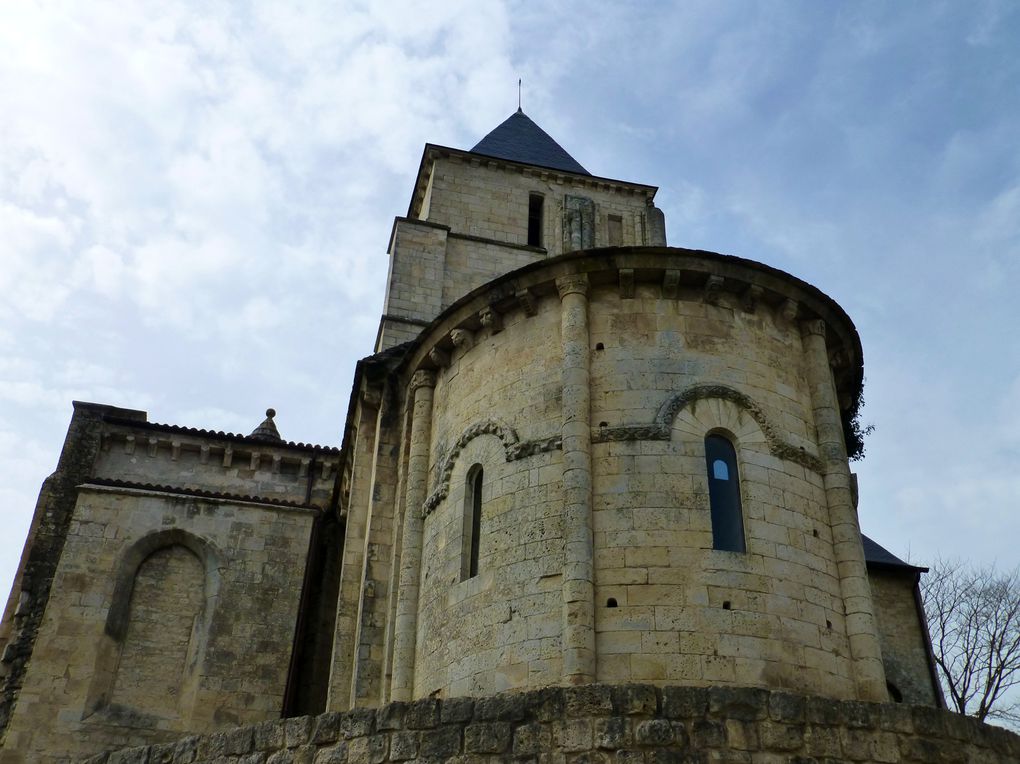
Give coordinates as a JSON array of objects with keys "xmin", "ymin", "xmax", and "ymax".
[{"xmin": 528, "ymin": 193, "xmax": 544, "ymax": 247}]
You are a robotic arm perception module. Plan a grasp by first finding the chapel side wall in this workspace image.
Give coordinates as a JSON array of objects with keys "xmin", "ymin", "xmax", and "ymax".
[
  {"xmin": 587, "ymin": 283, "xmax": 856, "ymax": 698},
  {"xmin": 870, "ymin": 570, "xmax": 940, "ymax": 706},
  {"xmin": 93, "ymin": 433, "xmax": 335, "ymax": 507},
  {"xmin": 0, "ymin": 403, "xmax": 145, "ymax": 741},
  {"xmin": 0, "ymin": 491, "xmax": 314, "ymax": 764},
  {"xmin": 415, "ymin": 300, "xmax": 566, "ymax": 698}
]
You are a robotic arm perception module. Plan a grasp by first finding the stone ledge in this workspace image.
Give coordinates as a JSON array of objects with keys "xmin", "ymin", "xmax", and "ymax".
[{"xmin": 77, "ymin": 684, "xmax": 1020, "ymax": 763}]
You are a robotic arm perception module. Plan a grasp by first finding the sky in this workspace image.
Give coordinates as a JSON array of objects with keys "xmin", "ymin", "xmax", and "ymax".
[{"xmin": 1, "ymin": 0, "xmax": 1019, "ymax": 664}]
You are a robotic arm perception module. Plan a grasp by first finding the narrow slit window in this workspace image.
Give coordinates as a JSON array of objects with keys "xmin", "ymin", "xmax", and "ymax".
[
  {"xmin": 704, "ymin": 435, "xmax": 746, "ymax": 552},
  {"xmin": 528, "ymin": 194, "xmax": 544, "ymax": 247},
  {"xmin": 462, "ymin": 465, "xmax": 484, "ymax": 580}
]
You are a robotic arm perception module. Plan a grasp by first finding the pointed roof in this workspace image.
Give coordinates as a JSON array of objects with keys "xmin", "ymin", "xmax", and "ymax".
[
  {"xmin": 470, "ymin": 109, "xmax": 590, "ymax": 176},
  {"xmin": 248, "ymin": 408, "xmax": 282, "ymax": 442},
  {"xmin": 861, "ymin": 534, "xmax": 927, "ymax": 572}
]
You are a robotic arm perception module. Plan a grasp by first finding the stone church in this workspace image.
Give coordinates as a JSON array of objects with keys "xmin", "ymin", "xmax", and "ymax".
[{"xmin": 3, "ymin": 111, "xmax": 1016, "ymax": 763}]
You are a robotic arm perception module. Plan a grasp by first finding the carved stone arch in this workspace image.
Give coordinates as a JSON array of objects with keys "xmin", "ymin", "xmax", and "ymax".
[
  {"xmin": 84, "ymin": 528, "xmax": 222, "ymax": 723},
  {"xmin": 422, "ymin": 418, "xmax": 519, "ymax": 517},
  {"xmin": 659, "ymin": 384, "xmax": 822, "ymax": 473},
  {"xmin": 661, "ymin": 385, "xmax": 770, "ymax": 449}
]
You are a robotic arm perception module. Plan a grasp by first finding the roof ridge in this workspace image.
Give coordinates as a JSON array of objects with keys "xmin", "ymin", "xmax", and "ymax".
[{"xmin": 101, "ymin": 415, "xmax": 341, "ymax": 453}]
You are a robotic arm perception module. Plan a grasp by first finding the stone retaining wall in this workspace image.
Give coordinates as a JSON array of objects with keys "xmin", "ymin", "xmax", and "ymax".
[{"xmin": 79, "ymin": 685, "xmax": 1019, "ymax": 764}]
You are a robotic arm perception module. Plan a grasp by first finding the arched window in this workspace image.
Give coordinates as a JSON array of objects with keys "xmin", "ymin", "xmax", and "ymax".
[
  {"xmin": 704, "ymin": 434, "xmax": 745, "ymax": 552},
  {"xmin": 461, "ymin": 465, "xmax": 483, "ymax": 580}
]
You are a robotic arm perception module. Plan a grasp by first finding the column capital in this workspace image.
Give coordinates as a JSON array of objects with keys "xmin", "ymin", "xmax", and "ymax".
[
  {"xmin": 408, "ymin": 369, "xmax": 436, "ymax": 393},
  {"xmin": 801, "ymin": 318, "xmax": 827, "ymax": 338},
  {"xmin": 556, "ymin": 273, "xmax": 589, "ymax": 299}
]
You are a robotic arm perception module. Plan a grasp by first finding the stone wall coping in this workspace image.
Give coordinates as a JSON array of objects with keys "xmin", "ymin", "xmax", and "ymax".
[
  {"xmin": 78, "ymin": 481, "xmax": 322, "ymax": 514},
  {"xmin": 101, "ymin": 416, "xmax": 341, "ymax": 455},
  {"xmin": 78, "ymin": 684, "xmax": 1020, "ymax": 764}
]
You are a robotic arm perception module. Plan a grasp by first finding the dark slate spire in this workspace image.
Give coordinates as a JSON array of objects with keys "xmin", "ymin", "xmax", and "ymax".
[
  {"xmin": 470, "ymin": 109, "xmax": 590, "ymax": 175},
  {"xmin": 249, "ymin": 408, "xmax": 282, "ymax": 442}
]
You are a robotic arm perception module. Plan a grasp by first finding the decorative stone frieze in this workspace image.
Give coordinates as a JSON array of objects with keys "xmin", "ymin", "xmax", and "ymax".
[
  {"xmin": 780, "ymin": 297, "xmax": 799, "ymax": 324},
  {"xmin": 703, "ymin": 274, "xmax": 724, "ymax": 305},
  {"xmin": 515, "ymin": 288, "xmax": 538, "ymax": 317},
  {"xmin": 427, "ymin": 346, "xmax": 450, "ymax": 368},
  {"xmin": 450, "ymin": 328, "xmax": 474, "ymax": 348},
  {"xmin": 478, "ymin": 305, "xmax": 502, "ymax": 333},
  {"xmin": 361, "ymin": 385, "xmax": 383, "ymax": 409},
  {"xmin": 420, "ymin": 419, "xmax": 561, "ymax": 518},
  {"xmin": 741, "ymin": 284, "xmax": 763, "ymax": 313},
  {"xmin": 590, "ymin": 384, "xmax": 824, "ymax": 474},
  {"xmin": 662, "ymin": 269, "xmax": 680, "ymax": 299}
]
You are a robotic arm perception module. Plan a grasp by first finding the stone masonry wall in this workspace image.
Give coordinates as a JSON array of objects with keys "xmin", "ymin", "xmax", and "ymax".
[
  {"xmin": 79, "ymin": 684, "xmax": 1020, "ymax": 764},
  {"xmin": 417, "ymin": 298, "xmax": 566, "ymax": 698},
  {"xmin": 379, "ymin": 156, "xmax": 664, "ymax": 352},
  {"xmin": 422, "ymin": 157, "xmax": 658, "ymax": 255},
  {"xmin": 0, "ymin": 403, "xmax": 145, "ymax": 740},
  {"xmin": 2, "ymin": 489, "xmax": 315, "ymax": 764},
  {"xmin": 406, "ymin": 264, "xmax": 864, "ymax": 702},
  {"xmin": 869, "ymin": 572, "xmax": 939, "ymax": 706},
  {"xmin": 587, "ymin": 283, "xmax": 856, "ymax": 697}
]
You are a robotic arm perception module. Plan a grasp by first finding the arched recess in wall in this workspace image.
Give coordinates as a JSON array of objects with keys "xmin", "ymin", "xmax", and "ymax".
[
  {"xmin": 84, "ymin": 528, "xmax": 221, "ymax": 726},
  {"xmin": 422, "ymin": 428, "xmax": 508, "ymax": 598},
  {"xmin": 421, "ymin": 418, "xmax": 519, "ymax": 517},
  {"xmin": 664, "ymin": 388, "xmax": 765, "ymax": 553}
]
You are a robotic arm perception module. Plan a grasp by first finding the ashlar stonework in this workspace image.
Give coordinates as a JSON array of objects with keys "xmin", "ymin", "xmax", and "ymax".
[{"xmin": 3, "ymin": 110, "xmax": 1011, "ymax": 762}]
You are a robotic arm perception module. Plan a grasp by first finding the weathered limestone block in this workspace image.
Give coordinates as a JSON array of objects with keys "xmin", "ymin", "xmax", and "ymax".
[{"xmin": 72, "ymin": 685, "xmax": 1020, "ymax": 764}]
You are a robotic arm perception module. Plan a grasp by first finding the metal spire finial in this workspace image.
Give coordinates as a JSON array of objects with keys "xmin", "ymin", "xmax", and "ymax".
[{"xmin": 518, "ymin": 78, "xmax": 522, "ymax": 112}]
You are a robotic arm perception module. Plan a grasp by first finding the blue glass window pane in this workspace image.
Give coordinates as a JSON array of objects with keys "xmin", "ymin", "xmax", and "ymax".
[{"xmin": 712, "ymin": 459, "xmax": 729, "ymax": 480}]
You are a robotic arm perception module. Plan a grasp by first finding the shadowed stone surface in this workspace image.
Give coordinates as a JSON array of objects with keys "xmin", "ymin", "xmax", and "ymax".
[{"xmin": 73, "ymin": 685, "xmax": 1020, "ymax": 764}]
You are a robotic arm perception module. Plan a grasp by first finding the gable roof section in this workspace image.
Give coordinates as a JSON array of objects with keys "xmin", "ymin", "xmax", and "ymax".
[{"xmin": 470, "ymin": 109, "xmax": 590, "ymax": 175}]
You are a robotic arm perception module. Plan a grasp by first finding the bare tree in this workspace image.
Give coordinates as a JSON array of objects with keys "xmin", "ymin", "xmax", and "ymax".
[{"xmin": 920, "ymin": 558, "xmax": 1020, "ymax": 726}]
